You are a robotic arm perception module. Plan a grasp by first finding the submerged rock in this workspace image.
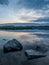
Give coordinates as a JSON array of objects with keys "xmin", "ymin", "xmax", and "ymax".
[
  {"xmin": 3, "ymin": 39, "xmax": 23, "ymax": 53},
  {"xmin": 25, "ymin": 49, "xmax": 46, "ymax": 60},
  {"xmin": 3, "ymin": 39, "xmax": 7, "ymax": 41},
  {"xmin": 32, "ymin": 44, "xmax": 48, "ymax": 53}
]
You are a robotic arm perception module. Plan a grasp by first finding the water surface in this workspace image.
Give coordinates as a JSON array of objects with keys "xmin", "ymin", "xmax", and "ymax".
[{"xmin": 0, "ymin": 30, "xmax": 49, "ymax": 65}]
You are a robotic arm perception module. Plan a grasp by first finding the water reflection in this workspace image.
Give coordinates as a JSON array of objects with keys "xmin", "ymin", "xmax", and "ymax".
[
  {"xmin": 0, "ymin": 30, "xmax": 49, "ymax": 49},
  {"xmin": 0, "ymin": 30, "xmax": 49, "ymax": 65}
]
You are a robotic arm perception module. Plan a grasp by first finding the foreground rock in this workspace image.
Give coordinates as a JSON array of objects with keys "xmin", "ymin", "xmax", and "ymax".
[
  {"xmin": 3, "ymin": 39, "xmax": 23, "ymax": 53},
  {"xmin": 25, "ymin": 49, "xmax": 46, "ymax": 60},
  {"xmin": 32, "ymin": 44, "xmax": 48, "ymax": 53}
]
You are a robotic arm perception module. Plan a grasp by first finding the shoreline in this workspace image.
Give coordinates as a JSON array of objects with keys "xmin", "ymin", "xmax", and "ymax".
[
  {"xmin": 0, "ymin": 29, "xmax": 49, "ymax": 33},
  {"xmin": 0, "ymin": 26, "xmax": 49, "ymax": 30}
]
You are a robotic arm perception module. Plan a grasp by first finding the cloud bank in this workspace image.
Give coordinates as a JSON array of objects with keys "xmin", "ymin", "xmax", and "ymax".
[
  {"xmin": 0, "ymin": 0, "xmax": 9, "ymax": 5},
  {"xmin": 0, "ymin": 0, "xmax": 49, "ymax": 24}
]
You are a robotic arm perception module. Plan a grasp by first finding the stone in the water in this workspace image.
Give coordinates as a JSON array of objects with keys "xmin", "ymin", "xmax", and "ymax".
[
  {"xmin": 25, "ymin": 49, "xmax": 46, "ymax": 60},
  {"xmin": 3, "ymin": 39, "xmax": 7, "ymax": 41},
  {"xmin": 3, "ymin": 39, "xmax": 23, "ymax": 53},
  {"xmin": 32, "ymin": 44, "xmax": 48, "ymax": 53}
]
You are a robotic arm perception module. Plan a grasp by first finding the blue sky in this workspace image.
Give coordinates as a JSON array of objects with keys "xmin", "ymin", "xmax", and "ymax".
[{"xmin": 0, "ymin": 0, "xmax": 49, "ymax": 24}]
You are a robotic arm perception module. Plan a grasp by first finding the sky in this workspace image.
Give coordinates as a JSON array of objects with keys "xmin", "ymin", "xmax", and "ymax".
[{"xmin": 0, "ymin": 0, "xmax": 49, "ymax": 24}]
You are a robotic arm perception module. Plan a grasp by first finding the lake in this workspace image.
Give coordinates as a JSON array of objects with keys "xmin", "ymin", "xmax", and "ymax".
[{"xmin": 0, "ymin": 30, "xmax": 49, "ymax": 65}]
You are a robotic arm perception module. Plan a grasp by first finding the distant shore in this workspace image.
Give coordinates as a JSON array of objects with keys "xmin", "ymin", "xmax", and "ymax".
[{"xmin": 0, "ymin": 26, "xmax": 49, "ymax": 30}]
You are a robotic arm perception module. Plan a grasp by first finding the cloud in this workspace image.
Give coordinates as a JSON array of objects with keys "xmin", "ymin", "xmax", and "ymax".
[
  {"xmin": 18, "ymin": 9, "xmax": 46, "ymax": 23},
  {"xmin": 33, "ymin": 17, "xmax": 49, "ymax": 22},
  {"xmin": 18, "ymin": 0, "xmax": 49, "ymax": 10},
  {"xmin": 0, "ymin": 0, "xmax": 49, "ymax": 23},
  {"xmin": 0, "ymin": 0, "xmax": 9, "ymax": 5}
]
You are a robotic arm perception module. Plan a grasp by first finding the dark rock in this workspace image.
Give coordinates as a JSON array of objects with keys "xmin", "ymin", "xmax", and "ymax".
[
  {"xmin": 3, "ymin": 39, "xmax": 7, "ymax": 41},
  {"xmin": 32, "ymin": 44, "xmax": 48, "ymax": 53},
  {"xmin": 3, "ymin": 39, "xmax": 23, "ymax": 53},
  {"xmin": 25, "ymin": 49, "xmax": 46, "ymax": 60}
]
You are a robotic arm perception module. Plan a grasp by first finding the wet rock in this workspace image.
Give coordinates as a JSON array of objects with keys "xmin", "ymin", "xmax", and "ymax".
[
  {"xmin": 3, "ymin": 39, "xmax": 23, "ymax": 53},
  {"xmin": 3, "ymin": 39, "xmax": 7, "ymax": 41},
  {"xmin": 32, "ymin": 44, "xmax": 48, "ymax": 53},
  {"xmin": 25, "ymin": 49, "xmax": 46, "ymax": 60}
]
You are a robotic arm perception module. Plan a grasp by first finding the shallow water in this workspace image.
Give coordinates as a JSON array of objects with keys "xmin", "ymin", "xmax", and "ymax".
[{"xmin": 0, "ymin": 30, "xmax": 49, "ymax": 65}]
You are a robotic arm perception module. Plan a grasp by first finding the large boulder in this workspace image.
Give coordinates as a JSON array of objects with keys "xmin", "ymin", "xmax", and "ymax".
[
  {"xmin": 25, "ymin": 49, "xmax": 46, "ymax": 60},
  {"xmin": 3, "ymin": 39, "xmax": 23, "ymax": 53}
]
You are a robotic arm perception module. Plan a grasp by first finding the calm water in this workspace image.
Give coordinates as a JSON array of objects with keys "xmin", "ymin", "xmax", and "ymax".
[
  {"xmin": 0, "ymin": 30, "xmax": 49, "ymax": 65},
  {"xmin": 0, "ymin": 30, "xmax": 49, "ymax": 49}
]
